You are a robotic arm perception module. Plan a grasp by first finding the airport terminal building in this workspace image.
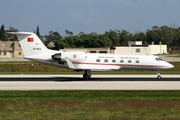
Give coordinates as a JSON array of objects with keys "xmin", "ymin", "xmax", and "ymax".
[
  {"xmin": 114, "ymin": 41, "xmax": 167, "ymax": 55},
  {"xmin": 0, "ymin": 41, "xmax": 24, "ymax": 58},
  {"xmin": 0, "ymin": 41, "xmax": 167, "ymax": 58},
  {"xmin": 60, "ymin": 41, "xmax": 167, "ymax": 55}
]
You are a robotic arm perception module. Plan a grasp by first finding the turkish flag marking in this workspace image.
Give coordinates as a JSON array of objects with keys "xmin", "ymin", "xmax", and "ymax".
[
  {"xmin": 73, "ymin": 54, "xmax": 77, "ymax": 58},
  {"xmin": 27, "ymin": 38, "xmax": 33, "ymax": 42}
]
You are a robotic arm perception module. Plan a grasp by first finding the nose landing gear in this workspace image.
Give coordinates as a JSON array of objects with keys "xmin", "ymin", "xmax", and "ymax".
[
  {"xmin": 155, "ymin": 71, "xmax": 161, "ymax": 80},
  {"xmin": 157, "ymin": 75, "xmax": 161, "ymax": 80}
]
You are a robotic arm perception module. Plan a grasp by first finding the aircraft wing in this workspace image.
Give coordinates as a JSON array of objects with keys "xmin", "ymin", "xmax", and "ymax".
[{"xmin": 64, "ymin": 57, "xmax": 76, "ymax": 69}]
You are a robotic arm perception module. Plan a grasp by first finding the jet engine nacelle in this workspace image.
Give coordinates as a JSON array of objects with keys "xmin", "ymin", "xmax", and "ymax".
[{"xmin": 52, "ymin": 52, "xmax": 87, "ymax": 61}]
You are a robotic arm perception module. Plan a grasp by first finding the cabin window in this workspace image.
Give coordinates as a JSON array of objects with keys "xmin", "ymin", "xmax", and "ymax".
[
  {"xmin": 112, "ymin": 59, "xmax": 116, "ymax": 63},
  {"xmin": 4, "ymin": 44, "xmax": 6, "ymax": 47},
  {"xmin": 104, "ymin": 59, "xmax": 108, "ymax": 62},
  {"xmin": 96, "ymin": 59, "xmax": 100, "ymax": 62},
  {"xmin": 128, "ymin": 60, "xmax": 132, "ymax": 63},
  {"xmin": 120, "ymin": 60, "xmax": 124, "ymax": 63},
  {"xmin": 4, "ymin": 52, "xmax": 6, "ymax": 55},
  {"xmin": 136, "ymin": 49, "xmax": 140, "ymax": 53},
  {"xmin": 136, "ymin": 60, "xmax": 140, "ymax": 63}
]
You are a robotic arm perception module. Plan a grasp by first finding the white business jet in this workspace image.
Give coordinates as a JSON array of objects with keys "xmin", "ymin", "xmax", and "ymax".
[{"xmin": 8, "ymin": 32, "xmax": 174, "ymax": 79}]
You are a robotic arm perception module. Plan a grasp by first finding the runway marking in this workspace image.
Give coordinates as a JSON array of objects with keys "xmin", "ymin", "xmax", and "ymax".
[
  {"xmin": 0, "ymin": 75, "xmax": 179, "ymax": 90},
  {"xmin": 0, "ymin": 75, "xmax": 179, "ymax": 78}
]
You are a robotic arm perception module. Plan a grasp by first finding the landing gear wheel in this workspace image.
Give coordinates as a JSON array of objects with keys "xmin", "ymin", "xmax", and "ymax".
[
  {"xmin": 83, "ymin": 70, "xmax": 92, "ymax": 80},
  {"xmin": 83, "ymin": 73, "xmax": 90, "ymax": 80},
  {"xmin": 155, "ymin": 70, "xmax": 161, "ymax": 80},
  {"xmin": 157, "ymin": 75, "xmax": 161, "ymax": 80}
]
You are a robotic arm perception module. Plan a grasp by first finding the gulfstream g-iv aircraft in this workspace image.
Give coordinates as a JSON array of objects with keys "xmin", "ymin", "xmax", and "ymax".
[{"xmin": 8, "ymin": 32, "xmax": 174, "ymax": 79}]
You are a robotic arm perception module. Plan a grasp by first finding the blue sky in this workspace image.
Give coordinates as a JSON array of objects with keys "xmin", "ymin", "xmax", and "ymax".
[{"xmin": 0, "ymin": 0, "xmax": 180, "ymax": 36}]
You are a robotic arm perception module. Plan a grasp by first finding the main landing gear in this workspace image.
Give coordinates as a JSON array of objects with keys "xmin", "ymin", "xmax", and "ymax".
[
  {"xmin": 83, "ymin": 70, "xmax": 92, "ymax": 80},
  {"xmin": 155, "ymin": 71, "xmax": 161, "ymax": 80}
]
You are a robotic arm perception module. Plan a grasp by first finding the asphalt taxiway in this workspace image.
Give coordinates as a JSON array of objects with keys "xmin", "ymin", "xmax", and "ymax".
[{"xmin": 0, "ymin": 75, "xmax": 180, "ymax": 90}]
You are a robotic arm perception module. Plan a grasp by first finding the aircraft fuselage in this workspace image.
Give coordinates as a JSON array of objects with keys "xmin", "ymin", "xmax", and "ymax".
[{"xmin": 25, "ymin": 51, "xmax": 173, "ymax": 71}]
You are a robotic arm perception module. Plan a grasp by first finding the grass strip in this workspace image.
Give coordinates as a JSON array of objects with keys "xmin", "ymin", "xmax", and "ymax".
[{"xmin": 0, "ymin": 90, "xmax": 180, "ymax": 119}]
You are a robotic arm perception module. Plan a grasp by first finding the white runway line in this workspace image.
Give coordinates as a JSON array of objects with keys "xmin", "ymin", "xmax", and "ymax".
[
  {"xmin": 0, "ymin": 81, "xmax": 180, "ymax": 90},
  {"xmin": 0, "ymin": 74, "xmax": 179, "ymax": 78},
  {"xmin": 0, "ymin": 75, "xmax": 179, "ymax": 90}
]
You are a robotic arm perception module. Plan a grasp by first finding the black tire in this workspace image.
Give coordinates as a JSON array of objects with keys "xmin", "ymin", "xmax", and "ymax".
[
  {"xmin": 157, "ymin": 75, "xmax": 161, "ymax": 80},
  {"xmin": 83, "ymin": 74, "xmax": 90, "ymax": 80}
]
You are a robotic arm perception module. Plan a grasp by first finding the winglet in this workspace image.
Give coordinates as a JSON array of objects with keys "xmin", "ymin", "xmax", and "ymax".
[{"xmin": 64, "ymin": 57, "xmax": 76, "ymax": 69}]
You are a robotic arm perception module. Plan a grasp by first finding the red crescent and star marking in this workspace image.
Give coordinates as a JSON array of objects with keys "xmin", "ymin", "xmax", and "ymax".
[
  {"xmin": 27, "ymin": 38, "xmax": 33, "ymax": 42},
  {"xmin": 73, "ymin": 54, "xmax": 77, "ymax": 58}
]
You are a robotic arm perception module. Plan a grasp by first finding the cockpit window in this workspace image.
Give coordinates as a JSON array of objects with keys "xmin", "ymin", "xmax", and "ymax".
[
  {"xmin": 155, "ymin": 57, "xmax": 163, "ymax": 61},
  {"xmin": 159, "ymin": 58, "xmax": 163, "ymax": 61}
]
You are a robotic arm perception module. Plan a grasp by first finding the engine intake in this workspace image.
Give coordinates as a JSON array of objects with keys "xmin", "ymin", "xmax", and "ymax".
[
  {"xmin": 52, "ymin": 52, "xmax": 86, "ymax": 61},
  {"xmin": 51, "ymin": 53, "xmax": 61, "ymax": 61}
]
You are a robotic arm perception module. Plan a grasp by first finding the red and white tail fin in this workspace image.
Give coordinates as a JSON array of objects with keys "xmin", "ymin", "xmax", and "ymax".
[{"xmin": 7, "ymin": 32, "xmax": 48, "ymax": 56}]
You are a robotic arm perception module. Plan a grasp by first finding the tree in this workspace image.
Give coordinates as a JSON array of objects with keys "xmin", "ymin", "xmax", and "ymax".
[
  {"xmin": 146, "ymin": 26, "xmax": 162, "ymax": 44},
  {"xmin": 65, "ymin": 30, "xmax": 73, "ymax": 37},
  {"xmin": 0, "ymin": 24, "xmax": 7, "ymax": 41},
  {"xmin": 98, "ymin": 34, "xmax": 112, "ymax": 48},
  {"xmin": 79, "ymin": 32, "xmax": 84, "ymax": 37},
  {"xmin": 44, "ymin": 31, "xmax": 63, "ymax": 50},
  {"xmin": 35, "ymin": 25, "xmax": 44, "ymax": 42},
  {"xmin": 64, "ymin": 36, "xmax": 75, "ymax": 48},
  {"xmin": 118, "ymin": 29, "xmax": 132, "ymax": 46},
  {"xmin": 36, "ymin": 25, "xmax": 40, "ymax": 38},
  {"xmin": 146, "ymin": 25, "xmax": 179, "ymax": 47},
  {"xmin": 132, "ymin": 32, "xmax": 147, "ymax": 44},
  {"xmin": 104, "ymin": 29, "xmax": 120, "ymax": 48},
  {"xmin": 6, "ymin": 27, "xmax": 18, "ymax": 41}
]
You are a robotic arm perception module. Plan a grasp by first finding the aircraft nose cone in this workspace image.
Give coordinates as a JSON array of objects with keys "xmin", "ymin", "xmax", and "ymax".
[
  {"xmin": 170, "ymin": 64, "xmax": 174, "ymax": 68},
  {"xmin": 169, "ymin": 63, "xmax": 174, "ymax": 69}
]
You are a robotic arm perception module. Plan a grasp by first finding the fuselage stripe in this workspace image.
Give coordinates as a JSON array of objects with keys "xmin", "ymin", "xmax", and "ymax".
[
  {"xmin": 73, "ymin": 62, "xmax": 168, "ymax": 68},
  {"xmin": 25, "ymin": 57, "xmax": 169, "ymax": 68}
]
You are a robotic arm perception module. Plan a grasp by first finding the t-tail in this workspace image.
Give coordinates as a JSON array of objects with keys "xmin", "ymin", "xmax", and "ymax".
[{"xmin": 7, "ymin": 32, "xmax": 49, "ymax": 57}]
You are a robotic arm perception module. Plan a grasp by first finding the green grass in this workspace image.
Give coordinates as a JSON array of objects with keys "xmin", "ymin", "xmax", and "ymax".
[
  {"xmin": 168, "ymin": 55, "xmax": 180, "ymax": 58},
  {"xmin": 157, "ymin": 53, "xmax": 180, "ymax": 57},
  {"xmin": 1, "ymin": 90, "xmax": 180, "ymax": 119},
  {"xmin": 1, "ymin": 90, "xmax": 180, "ymax": 101}
]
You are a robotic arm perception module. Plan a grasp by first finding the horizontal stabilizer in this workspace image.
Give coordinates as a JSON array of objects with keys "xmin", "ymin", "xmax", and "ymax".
[{"xmin": 7, "ymin": 32, "xmax": 33, "ymax": 35}]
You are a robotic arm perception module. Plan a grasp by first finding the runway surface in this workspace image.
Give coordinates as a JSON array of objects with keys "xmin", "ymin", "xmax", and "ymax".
[{"xmin": 0, "ymin": 75, "xmax": 180, "ymax": 90}]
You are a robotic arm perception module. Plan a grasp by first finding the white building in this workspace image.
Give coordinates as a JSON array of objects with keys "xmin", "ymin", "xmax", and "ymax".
[{"xmin": 114, "ymin": 41, "xmax": 167, "ymax": 55}]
